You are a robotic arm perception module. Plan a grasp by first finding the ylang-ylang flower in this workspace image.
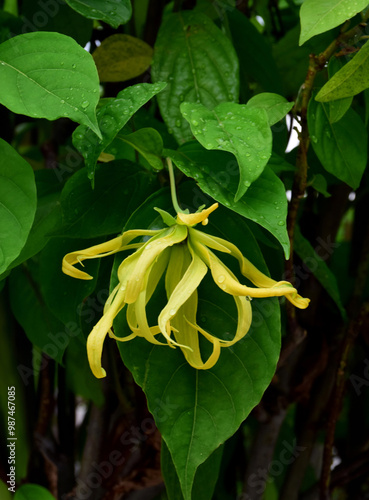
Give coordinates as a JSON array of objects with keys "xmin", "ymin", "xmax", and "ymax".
[{"xmin": 62, "ymin": 203, "xmax": 309, "ymax": 378}]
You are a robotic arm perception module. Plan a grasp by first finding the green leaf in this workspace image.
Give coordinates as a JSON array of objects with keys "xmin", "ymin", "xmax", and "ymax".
[
  {"xmin": 65, "ymin": 0, "xmax": 132, "ymax": 28},
  {"xmin": 1, "ymin": 171, "xmax": 62, "ymax": 278},
  {"xmin": 108, "ymin": 128, "xmax": 164, "ymax": 171},
  {"xmin": 299, "ymin": 0, "xmax": 368, "ymax": 45},
  {"xmin": 294, "ymin": 225, "xmax": 346, "ymax": 318},
  {"xmin": 309, "ymin": 174, "xmax": 331, "ymax": 197},
  {"xmin": 0, "ymin": 32, "xmax": 101, "ymax": 137},
  {"xmin": 247, "ymin": 93, "xmax": 294, "ymax": 125},
  {"xmin": 325, "ymin": 57, "xmax": 353, "ymax": 123},
  {"xmin": 308, "ymin": 97, "xmax": 368, "ymax": 189},
  {"xmin": 0, "ymin": 138, "xmax": 37, "ymax": 275},
  {"xmin": 72, "ymin": 82, "xmax": 166, "ymax": 181},
  {"xmin": 227, "ymin": 9, "xmax": 283, "ymax": 95},
  {"xmin": 151, "ymin": 11, "xmax": 239, "ymax": 144},
  {"xmin": 56, "ymin": 160, "xmax": 158, "ymax": 238},
  {"xmin": 167, "ymin": 143, "xmax": 290, "ymax": 258},
  {"xmin": 9, "ymin": 264, "xmax": 66, "ymax": 364},
  {"xmin": 180, "ymin": 101, "xmax": 272, "ymax": 201},
  {"xmin": 161, "ymin": 440, "xmax": 223, "ymax": 500},
  {"xmin": 38, "ymin": 237, "xmax": 100, "ymax": 325},
  {"xmin": 316, "ymin": 41, "xmax": 369, "ymax": 102},
  {"xmin": 115, "ymin": 186, "xmax": 281, "ymax": 500},
  {"xmin": 14, "ymin": 484, "xmax": 56, "ymax": 500},
  {"xmin": 92, "ymin": 34, "xmax": 153, "ymax": 82}
]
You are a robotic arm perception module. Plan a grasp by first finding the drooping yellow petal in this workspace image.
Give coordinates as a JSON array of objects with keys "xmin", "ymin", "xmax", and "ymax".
[
  {"xmin": 62, "ymin": 229, "xmax": 160, "ymax": 280},
  {"xmin": 125, "ymin": 224, "xmax": 188, "ymax": 304},
  {"xmin": 192, "ymin": 233, "xmax": 310, "ymax": 309},
  {"xmin": 86, "ymin": 286, "xmax": 127, "ymax": 378},
  {"xmin": 163, "ymin": 245, "xmax": 219, "ymax": 368},
  {"xmin": 178, "ymin": 295, "xmax": 221, "ymax": 370},
  {"xmin": 159, "ymin": 241, "xmax": 207, "ymax": 344},
  {"xmin": 176, "ymin": 203, "xmax": 218, "ymax": 226}
]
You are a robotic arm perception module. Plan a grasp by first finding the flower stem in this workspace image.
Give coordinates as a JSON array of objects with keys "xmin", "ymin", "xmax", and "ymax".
[{"xmin": 167, "ymin": 157, "xmax": 184, "ymax": 214}]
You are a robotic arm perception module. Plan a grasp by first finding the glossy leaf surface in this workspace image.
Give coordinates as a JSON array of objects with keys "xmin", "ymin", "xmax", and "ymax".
[
  {"xmin": 152, "ymin": 11, "xmax": 239, "ymax": 144},
  {"xmin": 0, "ymin": 32, "xmax": 101, "ymax": 136},
  {"xmin": 180, "ymin": 101, "xmax": 272, "ymax": 201}
]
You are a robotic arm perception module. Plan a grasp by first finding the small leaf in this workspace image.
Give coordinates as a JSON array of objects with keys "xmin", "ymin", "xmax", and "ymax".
[
  {"xmin": 65, "ymin": 0, "xmax": 132, "ymax": 28},
  {"xmin": 309, "ymin": 174, "xmax": 331, "ymax": 197},
  {"xmin": 14, "ymin": 484, "xmax": 56, "ymax": 500},
  {"xmin": 152, "ymin": 11, "xmax": 239, "ymax": 144},
  {"xmin": 55, "ymin": 160, "xmax": 158, "ymax": 238},
  {"xmin": 0, "ymin": 32, "xmax": 101, "ymax": 136},
  {"xmin": 180, "ymin": 101, "xmax": 272, "ymax": 201},
  {"xmin": 166, "ymin": 143, "xmax": 290, "ymax": 258},
  {"xmin": 316, "ymin": 41, "xmax": 369, "ymax": 102},
  {"xmin": 247, "ymin": 93, "xmax": 294, "ymax": 125},
  {"xmin": 93, "ymin": 34, "xmax": 153, "ymax": 82},
  {"xmin": 308, "ymin": 97, "xmax": 368, "ymax": 189},
  {"xmin": 109, "ymin": 128, "xmax": 164, "ymax": 171},
  {"xmin": 294, "ymin": 225, "xmax": 346, "ymax": 318},
  {"xmin": 0, "ymin": 138, "xmax": 37, "ymax": 275},
  {"xmin": 72, "ymin": 82, "xmax": 166, "ymax": 181},
  {"xmin": 299, "ymin": 0, "xmax": 368, "ymax": 45}
]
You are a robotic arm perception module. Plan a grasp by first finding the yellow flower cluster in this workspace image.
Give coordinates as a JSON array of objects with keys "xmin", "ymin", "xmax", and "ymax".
[{"xmin": 63, "ymin": 203, "xmax": 309, "ymax": 378}]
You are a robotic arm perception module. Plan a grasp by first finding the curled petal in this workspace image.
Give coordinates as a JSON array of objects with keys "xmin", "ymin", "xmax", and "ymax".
[
  {"xmin": 195, "ymin": 241, "xmax": 302, "ymax": 299},
  {"xmin": 177, "ymin": 203, "xmax": 218, "ymax": 226},
  {"xmin": 62, "ymin": 229, "xmax": 160, "ymax": 280},
  {"xmin": 192, "ymin": 234, "xmax": 309, "ymax": 309}
]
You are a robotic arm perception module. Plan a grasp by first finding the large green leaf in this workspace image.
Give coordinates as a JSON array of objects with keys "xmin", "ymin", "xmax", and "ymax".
[
  {"xmin": 227, "ymin": 8, "xmax": 283, "ymax": 96},
  {"xmin": 166, "ymin": 143, "xmax": 290, "ymax": 258},
  {"xmin": 299, "ymin": 0, "xmax": 368, "ymax": 45},
  {"xmin": 308, "ymin": 97, "xmax": 368, "ymax": 189},
  {"xmin": 0, "ymin": 138, "xmax": 37, "ymax": 275},
  {"xmin": 180, "ymin": 102, "xmax": 272, "ymax": 201},
  {"xmin": 65, "ymin": 0, "xmax": 132, "ymax": 28},
  {"xmin": 56, "ymin": 160, "xmax": 158, "ymax": 238},
  {"xmin": 294, "ymin": 226, "xmax": 346, "ymax": 319},
  {"xmin": 72, "ymin": 82, "xmax": 166, "ymax": 181},
  {"xmin": 151, "ymin": 11, "xmax": 239, "ymax": 144},
  {"xmin": 0, "ymin": 32, "xmax": 101, "ymax": 136},
  {"xmin": 114, "ymin": 186, "xmax": 281, "ymax": 500},
  {"xmin": 316, "ymin": 41, "xmax": 369, "ymax": 102}
]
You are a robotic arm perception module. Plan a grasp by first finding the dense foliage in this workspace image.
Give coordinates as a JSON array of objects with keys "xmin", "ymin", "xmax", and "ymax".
[{"xmin": 0, "ymin": 1, "xmax": 369, "ymax": 499}]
